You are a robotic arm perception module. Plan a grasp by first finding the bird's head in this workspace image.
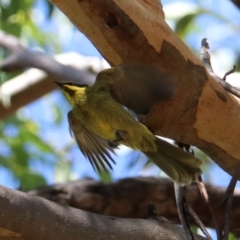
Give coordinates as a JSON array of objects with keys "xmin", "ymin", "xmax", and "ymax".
[{"xmin": 55, "ymin": 81, "xmax": 87, "ymax": 106}]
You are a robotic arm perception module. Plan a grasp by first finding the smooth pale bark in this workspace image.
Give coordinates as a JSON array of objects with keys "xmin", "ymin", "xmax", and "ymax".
[{"xmin": 51, "ymin": 0, "xmax": 240, "ymax": 177}]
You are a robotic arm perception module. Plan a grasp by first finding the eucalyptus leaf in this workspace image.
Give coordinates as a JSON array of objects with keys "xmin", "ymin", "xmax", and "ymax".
[
  {"xmin": 20, "ymin": 130, "xmax": 55, "ymax": 154},
  {"xmin": 19, "ymin": 171, "xmax": 47, "ymax": 191}
]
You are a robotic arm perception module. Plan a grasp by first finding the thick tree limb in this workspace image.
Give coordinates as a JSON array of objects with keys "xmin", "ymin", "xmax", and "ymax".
[
  {"xmin": 51, "ymin": 0, "xmax": 240, "ymax": 179},
  {"xmin": 28, "ymin": 177, "xmax": 240, "ymax": 236},
  {"xmin": 0, "ymin": 184, "xmax": 206, "ymax": 240}
]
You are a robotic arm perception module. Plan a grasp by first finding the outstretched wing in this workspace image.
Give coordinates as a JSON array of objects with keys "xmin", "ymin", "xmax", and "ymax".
[
  {"xmin": 68, "ymin": 111, "xmax": 116, "ymax": 172},
  {"xmin": 96, "ymin": 64, "xmax": 176, "ymax": 115}
]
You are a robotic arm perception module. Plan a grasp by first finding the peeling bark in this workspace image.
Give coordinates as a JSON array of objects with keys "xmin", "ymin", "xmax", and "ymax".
[{"xmin": 51, "ymin": 0, "xmax": 240, "ymax": 177}]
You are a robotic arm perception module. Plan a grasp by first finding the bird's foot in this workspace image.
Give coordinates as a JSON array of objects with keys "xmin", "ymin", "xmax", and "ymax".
[
  {"xmin": 109, "ymin": 130, "xmax": 127, "ymax": 148},
  {"xmin": 115, "ymin": 130, "xmax": 128, "ymax": 142},
  {"xmin": 108, "ymin": 141, "xmax": 119, "ymax": 149}
]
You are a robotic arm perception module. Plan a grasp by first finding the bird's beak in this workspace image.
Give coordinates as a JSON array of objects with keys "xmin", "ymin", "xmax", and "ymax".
[{"xmin": 54, "ymin": 81, "xmax": 64, "ymax": 88}]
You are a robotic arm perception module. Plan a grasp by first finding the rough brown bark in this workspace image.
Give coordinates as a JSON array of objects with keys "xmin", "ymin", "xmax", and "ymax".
[
  {"xmin": 51, "ymin": 0, "xmax": 240, "ymax": 179},
  {"xmin": 29, "ymin": 177, "xmax": 240, "ymax": 236},
  {"xmin": 0, "ymin": 184, "xmax": 206, "ymax": 240}
]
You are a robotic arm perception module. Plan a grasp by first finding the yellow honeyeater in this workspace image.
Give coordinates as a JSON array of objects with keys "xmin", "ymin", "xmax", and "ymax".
[{"xmin": 55, "ymin": 64, "xmax": 202, "ymax": 184}]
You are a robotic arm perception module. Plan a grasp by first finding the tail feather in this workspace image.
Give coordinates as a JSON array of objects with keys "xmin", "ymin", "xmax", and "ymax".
[{"xmin": 144, "ymin": 138, "xmax": 202, "ymax": 185}]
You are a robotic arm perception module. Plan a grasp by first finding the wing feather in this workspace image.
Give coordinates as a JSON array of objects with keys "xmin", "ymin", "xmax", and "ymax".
[
  {"xmin": 97, "ymin": 64, "xmax": 176, "ymax": 114},
  {"xmin": 68, "ymin": 111, "xmax": 116, "ymax": 171}
]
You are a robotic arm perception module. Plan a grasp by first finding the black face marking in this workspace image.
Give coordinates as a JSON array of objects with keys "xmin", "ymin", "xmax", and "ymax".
[
  {"xmin": 59, "ymin": 82, "xmax": 88, "ymax": 97},
  {"xmin": 65, "ymin": 82, "xmax": 88, "ymax": 87},
  {"xmin": 64, "ymin": 88, "xmax": 76, "ymax": 97}
]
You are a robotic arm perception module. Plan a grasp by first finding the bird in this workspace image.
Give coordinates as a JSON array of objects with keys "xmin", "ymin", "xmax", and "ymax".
[{"xmin": 55, "ymin": 63, "xmax": 202, "ymax": 185}]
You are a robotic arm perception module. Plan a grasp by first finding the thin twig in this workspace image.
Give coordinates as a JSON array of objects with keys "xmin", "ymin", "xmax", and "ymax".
[
  {"xmin": 223, "ymin": 65, "xmax": 236, "ymax": 81},
  {"xmin": 220, "ymin": 163, "xmax": 240, "ymax": 239},
  {"xmin": 217, "ymin": 163, "xmax": 240, "ymax": 208},
  {"xmin": 175, "ymin": 141, "xmax": 211, "ymax": 239},
  {"xmin": 197, "ymin": 176, "xmax": 223, "ymax": 240},
  {"xmin": 196, "ymin": 176, "xmax": 210, "ymax": 205},
  {"xmin": 223, "ymin": 192, "xmax": 233, "ymax": 240},
  {"xmin": 186, "ymin": 204, "xmax": 213, "ymax": 240},
  {"xmin": 174, "ymin": 183, "xmax": 194, "ymax": 240},
  {"xmin": 200, "ymin": 38, "xmax": 240, "ymax": 98},
  {"xmin": 197, "ymin": 163, "xmax": 240, "ymax": 240}
]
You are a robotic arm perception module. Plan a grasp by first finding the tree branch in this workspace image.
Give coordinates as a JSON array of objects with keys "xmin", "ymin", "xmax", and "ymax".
[
  {"xmin": 231, "ymin": 0, "xmax": 240, "ymax": 11},
  {"xmin": 0, "ymin": 184, "xmax": 206, "ymax": 240},
  {"xmin": 200, "ymin": 38, "xmax": 240, "ymax": 97},
  {"xmin": 0, "ymin": 31, "xmax": 107, "ymax": 119},
  {"xmin": 51, "ymin": 0, "xmax": 240, "ymax": 179},
  {"xmin": 0, "ymin": 30, "xmax": 95, "ymax": 85},
  {"xmin": 28, "ymin": 177, "xmax": 240, "ymax": 236}
]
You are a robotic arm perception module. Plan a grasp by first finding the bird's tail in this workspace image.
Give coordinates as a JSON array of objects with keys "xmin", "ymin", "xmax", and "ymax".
[{"xmin": 144, "ymin": 138, "xmax": 202, "ymax": 185}]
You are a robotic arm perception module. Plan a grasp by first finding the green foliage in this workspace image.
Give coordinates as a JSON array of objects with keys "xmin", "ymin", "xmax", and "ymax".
[
  {"xmin": 0, "ymin": 0, "xmax": 114, "ymax": 186},
  {"xmin": 175, "ymin": 8, "xmax": 229, "ymax": 38},
  {"xmin": 54, "ymin": 156, "xmax": 73, "ymax": 183},
  {"xmin": 1, "ymin": 116, "xmax": 46, "ymax": 189},
  {"xmin": 0, "ymin": 0, "xmax": 61, "ymax": 80},
  {"xmin": 19, "ymin": 171, "xmax": 47, "ymax": 190},
  {"xmin": 1, "ymin": 0, "xmax": 30, "ymax": 37},
  {"xmin": 0, "ymin": 0, "xmax": 71, "ymax": 189},
  {"xmin": 229, "ymin": 232, "xmax": 238, "ymax": 240},
  {"xmin": 98, "ymin": 168, "xmax": 112, "ymax": 183},
  {"xmin": 1, "ymin": 0, "xmax": 55, "ymax": 44},
  {"xmin": 236, "ymin": 55, "xmax": 240, "ymax": 72},
  {"xmin": 51, "ymin": 103, "xmax": 63, "ymax": 125}
]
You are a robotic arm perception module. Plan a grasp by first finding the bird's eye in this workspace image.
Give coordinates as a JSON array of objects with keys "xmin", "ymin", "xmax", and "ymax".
[{"xmin": 68, "ymin": 82, "xmax": 87, "ymax": 87}]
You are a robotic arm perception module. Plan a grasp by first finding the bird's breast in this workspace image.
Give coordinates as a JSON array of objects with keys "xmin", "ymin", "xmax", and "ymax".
[{"xmin": 74, "ymin": 92, "xmax": 157, "ymax": 151}]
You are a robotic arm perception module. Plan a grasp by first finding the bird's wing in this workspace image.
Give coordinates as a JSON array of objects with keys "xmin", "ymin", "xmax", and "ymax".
[
  {"xmin": 68, "ymin": 111, "xmax": 116, "ymax": 172},
  {"xmin": 97, "ymin": 64, "xmax": 176, "ymax": 115}
]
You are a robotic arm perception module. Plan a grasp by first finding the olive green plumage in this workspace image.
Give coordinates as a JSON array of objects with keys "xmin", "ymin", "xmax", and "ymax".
[{"xmin": 56, "ymin": 64, "xmax": 202, "ymax": 185}]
